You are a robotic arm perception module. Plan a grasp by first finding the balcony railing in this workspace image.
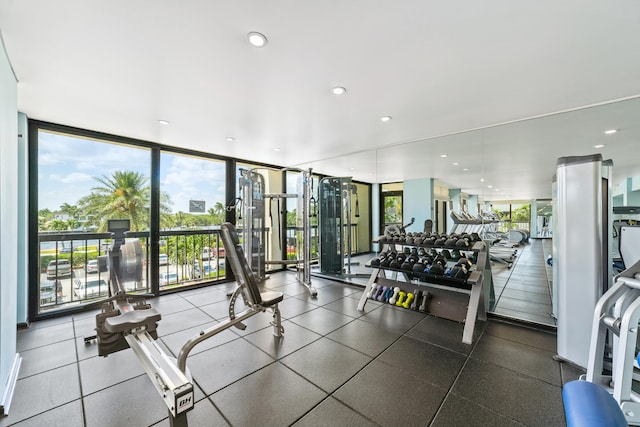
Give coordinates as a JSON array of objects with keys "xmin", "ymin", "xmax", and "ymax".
[
  {"xmin": 37, "ymin": 228, "xmax": 228, "ymax": 315},
  {"xmin": 36, "ymin": 223, "xmax": 363, "ymax": 316}
]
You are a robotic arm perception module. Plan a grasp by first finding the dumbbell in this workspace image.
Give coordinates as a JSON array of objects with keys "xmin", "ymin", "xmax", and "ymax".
[
  {"xmin": 367, "ymin": 282, "xmax": 379, "ymax": 298},
  {"xmin": 402, "ymin": 293, "xmax": 415, "ymax": 309},
  {"xmin": 383, "ymin": 287, "xmax": 394, "ymax": 302},
  {"xmin": 419, "ymin": 291, "xmax": 430, "ymax": 312},
  {"xmin": 456, "ymin": 238, "xmax": 470, "ymax": 248},
  {"xmin": 389, "ymin": 287, "xmax": 401, "ymax": 304},
  {"xmin": 428, "ymin": 263, "xmax": 445, "ymax": 275},
  {"xmin": 395, "ymin": 291, "xmax": 407, "ymax": 306},
  {"xmin": 457, "ymin": 258, "xmax": 473, "ymax": 270},
  {"xmin": 376, "ymin": 286, "xmax": 389, "ymax": 301},
  {"xmin": 410, "ymin": 290, "xmax": 422, "ymax": 310},
  {"xmin": 444, "ymin": 238, "xmax": 458, "ymax": 248},
  {"xmin": 434, "ymin": 237, "xmax": 447, "ymax": 247},
  {"xmin": 372, "ymin": 285, "xmax": 385, "ymax": 300}
]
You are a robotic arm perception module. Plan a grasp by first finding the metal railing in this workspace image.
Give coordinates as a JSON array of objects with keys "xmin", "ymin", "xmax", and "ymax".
[{"xmin": 37, "ymin": 228, "xmax": 227, "ymax": 314}]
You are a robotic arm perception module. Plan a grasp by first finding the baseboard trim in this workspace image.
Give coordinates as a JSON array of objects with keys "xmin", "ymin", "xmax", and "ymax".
[{"xmin": 0, "ymin": 353, "xmax": 22, "ymax": 416}]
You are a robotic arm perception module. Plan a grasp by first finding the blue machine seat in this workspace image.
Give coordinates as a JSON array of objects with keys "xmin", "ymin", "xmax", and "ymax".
[{"xmin": 562, "ymin": 380, "xmax": 628, "ymax": 427}]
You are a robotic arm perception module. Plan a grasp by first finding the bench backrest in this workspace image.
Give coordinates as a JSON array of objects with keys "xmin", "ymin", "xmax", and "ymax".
[{"xmin": 220, "ymin": 222, "xmax": 263, "ymax": 306}]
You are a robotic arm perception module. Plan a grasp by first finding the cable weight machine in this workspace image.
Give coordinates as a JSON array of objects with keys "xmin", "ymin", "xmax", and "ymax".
[
  {"xmin": 318, "ymin": 177, "xmax": 364, "ymax": 277},
  {"xmin": 235, "ymin": 167, "xmax": 317, "ymax": 297}
]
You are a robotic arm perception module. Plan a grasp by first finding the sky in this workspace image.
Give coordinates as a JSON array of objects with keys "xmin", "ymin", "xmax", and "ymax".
[{"xmin": 38, "ymin": 131, "xmax": 227, "ymax": 214}]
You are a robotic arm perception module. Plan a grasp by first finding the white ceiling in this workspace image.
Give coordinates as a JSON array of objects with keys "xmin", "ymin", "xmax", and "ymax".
[{"xmin": 2, "ymin": 0, "xmax": 640, "ymax": 201}]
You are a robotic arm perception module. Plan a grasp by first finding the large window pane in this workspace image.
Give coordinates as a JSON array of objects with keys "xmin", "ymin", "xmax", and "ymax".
[
  {"xmin": 159, "ymin": 152, "xmax": 227, "ymax": 289},
  {"xmin": 37, "ymin": 130, "xmax": 150, "ymax": 314}
]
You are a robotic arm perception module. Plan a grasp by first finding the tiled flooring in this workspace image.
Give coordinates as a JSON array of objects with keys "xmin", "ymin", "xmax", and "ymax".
[
  {"xmin": 2, "ymin": 270, "xmax": 576, "ymax": 426},
  {"xmin": 491, "ymin": 239, "xmax": 555, "ymax": 326}
]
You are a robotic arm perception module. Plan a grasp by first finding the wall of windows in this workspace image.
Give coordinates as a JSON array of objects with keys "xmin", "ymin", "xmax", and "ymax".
[
  {"xmin": 29, "ymin": 122, "xmax": 234, "ymax": 318},
  {"xmin": 29, "ymin": 121, "xmax": 373, "ymax": 320}
]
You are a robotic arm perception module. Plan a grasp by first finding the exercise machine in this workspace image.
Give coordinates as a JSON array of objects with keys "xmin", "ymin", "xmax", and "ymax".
[
  {"xmin": 92, "ymin": 220, "xmax": 284, "ymax": 426},
  {"xmin": 318, "ymin": 176, "xmax": 363, "ymax": 277},
  {"xmin": 236, "ymin": 167, "xmax": 316, "ymax": 296},
  {"xmin": 585, "ymin": 257, "xmax": 640, "ymax": 425},
  {"xmin": 555, "ymin": 154, "xmax": 613, "ymax": 368}
]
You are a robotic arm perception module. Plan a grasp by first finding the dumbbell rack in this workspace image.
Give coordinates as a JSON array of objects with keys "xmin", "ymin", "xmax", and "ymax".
[{"xmin": 356, "ymin": 240, "xmax": 488, "ymax": 344}]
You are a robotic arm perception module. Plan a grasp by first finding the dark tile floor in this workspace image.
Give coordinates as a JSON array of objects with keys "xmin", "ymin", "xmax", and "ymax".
[
  {"xmin": 492, "ymin": 239, "xmax": 555, "ymax": 326},
  {"xmin": 2, "ymin": 271, "xmax": 573, "ymax": 427}
]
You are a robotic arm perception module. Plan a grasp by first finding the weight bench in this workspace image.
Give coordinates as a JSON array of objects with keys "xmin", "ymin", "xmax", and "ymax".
[
  {"xmin": 562, "ymin": 380, "xmax": 627, "ymax": 427},
  {"xmin": 176, "ymin": 222, "xmax": 284, "ymax": 372}
]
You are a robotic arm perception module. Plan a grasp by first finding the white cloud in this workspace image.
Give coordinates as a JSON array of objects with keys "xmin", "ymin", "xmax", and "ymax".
[{"xmin": 49, "ymin": 172, "xmax": 93, "ymax": 184}]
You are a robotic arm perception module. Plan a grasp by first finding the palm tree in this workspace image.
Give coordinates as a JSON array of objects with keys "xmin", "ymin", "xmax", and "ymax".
[
  {"xmin": 59, "ymin": 202, "xmax": 80, "ymax": 219},
  {"xmin": 78, "ymin": 170, "xmax": 170, "ymax": 232}
]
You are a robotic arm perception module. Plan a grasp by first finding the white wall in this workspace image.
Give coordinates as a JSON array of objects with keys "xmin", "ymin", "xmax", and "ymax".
[{"xmin": 0, "ymin": 37, "xmax": 19, "ymax": 412}]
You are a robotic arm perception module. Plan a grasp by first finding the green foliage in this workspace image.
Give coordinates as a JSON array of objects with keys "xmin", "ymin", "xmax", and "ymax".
[
  {"xmin": 384, "ymin": 196, "xmax": 402, "ymax": 223},
  {"xmin": 512, "ymin": 204, "xmax": 531, "ymax": 223},
  {"xmin": 77, "ymin": 170, "xmax": 153, "ymax": 232}
]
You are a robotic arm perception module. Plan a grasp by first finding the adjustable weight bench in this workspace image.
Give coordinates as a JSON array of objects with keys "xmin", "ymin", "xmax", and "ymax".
[
  {"xmin": 562, "ymin": 381, "xmax": 627, "ymax": 427},
  {"xmin": 176, "ymin": 222, "xmax": 284, "ymax": 372}
]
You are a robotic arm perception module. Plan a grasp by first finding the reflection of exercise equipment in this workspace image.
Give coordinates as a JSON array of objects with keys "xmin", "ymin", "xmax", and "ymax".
[
  {"xmin": 93, "ymin": 220, "xmax": 284, "ymax": 427},
  {"xmin": 318, "ymin": 177, "xmax": 361, "ymax": 276},
  {"xmin": 237, "ymin": 167, "xmax": 316, "ymax": 296}
]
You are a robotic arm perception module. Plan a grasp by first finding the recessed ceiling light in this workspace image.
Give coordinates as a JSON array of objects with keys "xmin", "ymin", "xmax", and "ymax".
[
  {"xmin": 273, "ymin": 147, "xmax": 281, "ymax": 151},
  {"xmin": 226, "ymin": 137, "xmax": 235, "ymax": 142},
  {"xmin": 594, "ymin": 144, "xmax": 604, "ymax": 148},
  {"xmin": 463, "ymin": 168, "xmax": 469, "ymax": 171},
  {"xmin": 495, "ymin": 189, "xmax": 500, "ymax": 192},
  {"xmin": 488, "ymin": 185, "xmax": 493, "ymax": 188},
  {"xmin": 247, "ymin": 32, "xmax": 267, "ymax": 47},
  {"xmin": 604, "ymin": 129, "xmax": 617, "ymax": 135},
  {"xmin": 480, "ymin": 178, "xmax": 484, "ymax": 182},
  {"xmin": 440, "ymin": 154, "xmax": 448, "ymax": 158},
  {"xmin": 380, "ymin": 116, "xmax": 392, "ymax": 122},
  {"xmin": 158, "ymin": 120, "xmax": 170, "ymax": 125},
  {"xmin": 452, "ymin": 162, "xmax": 459, "ymax": 166},
  {"xmin": 332, "ymin": 86, "xmax": 346, "ymax": 95}
]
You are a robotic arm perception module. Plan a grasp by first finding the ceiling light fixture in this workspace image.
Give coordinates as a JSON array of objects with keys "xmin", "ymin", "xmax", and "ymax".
[
  {"xmin": 440, "ymin": 154, "xmax": 448, "ymax": 158},
  {"xmin": 158, "ymin": 120, "xmax": 170, "ymax": 125},
  {"xmin": 332, "ymin": 86, "xmax": 346, "ymax": 95},
  {"xmin": 226, "ymin": 137, "xmax": 235, "ymax": 142},
  {"xmin": 273, "ymin": 147, "xmax": 281, "ymax": 151},
  {"xmin": 463, "ymin": 168, "xmax": 469, "ymax": 171},
  {"xmin": 247, "ymin": 32, "xmax": 267, "ymax": 47},
  {"xmin": 488, "ymin": 185, "xmax": 493, "ymax": 188},
  {"xmin": 380, "ymin": 116, "xmax": 392, "ymax": 122},
  {"xmin": 594, "ymin": 144, "xmax": 604, "ymax": 148},
  {"xmin": 604, "ymin": 129, "xmax": 617, "ymax": 135},
  {"xmin": 452, "ymin": 162, "xmax": 459, "ymax": 166},
  {"xmin": 480, "ymin": 178, "xmax": 485, "ymax": 182}
]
